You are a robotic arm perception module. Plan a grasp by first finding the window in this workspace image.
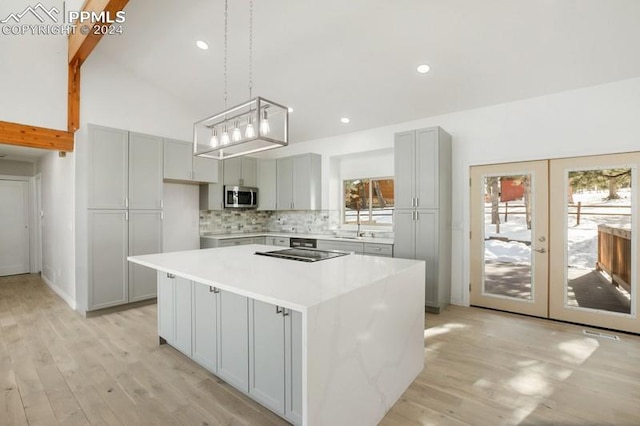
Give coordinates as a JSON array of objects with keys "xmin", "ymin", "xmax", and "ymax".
[{"xmin": 344, "ymin": 178, "xmax": 394, "ymax": 225}]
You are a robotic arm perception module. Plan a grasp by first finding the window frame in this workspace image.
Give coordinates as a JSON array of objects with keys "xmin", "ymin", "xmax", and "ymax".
[{"xmin": 342, "ymin": 176, "xmax": 394, "ymax": 227}]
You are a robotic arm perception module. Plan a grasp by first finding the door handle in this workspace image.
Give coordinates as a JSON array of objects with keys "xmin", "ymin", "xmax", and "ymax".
[{"xmin": 533, "ymin": 248, "xmax": 546, "ymax": 254}]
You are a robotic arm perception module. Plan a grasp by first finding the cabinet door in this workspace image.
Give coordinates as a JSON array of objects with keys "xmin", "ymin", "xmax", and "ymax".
[
  {"xmin": 393, "ymin": 131, "xmax": 416, "ymax": 210},
  {"xmin": 292, "ymin": 155, "xmax": 311, "ymax": 210},
  {"xmin": 88, "ymin": 126, "xmax": 128, "ymax": 209},
  {"xmin": 218, "ymin": 238, "xmax": 254, "ymax": 247},
  {"xmin": 317, "ymin": 240, "xmax": 363, "ymax": 254},
  {"xmin": 157, "ymin": 272, "xmax": 175, "ymax": 344},
  {"xmin": 193, "ymin": 157, "xmax": 219, "ymax": 183},
  {"xmin": 163, "ymin": 139, "xmax": 193, "ymax": 181},
  {"xmin": 174, "ymin": 277, "xmax": 192, "ymax": 356},
  {"xmin": 285, "ymin": 310, "xmax": 303, "ymax": 425},
  {"xmin": 223, "ymin": 157, "xmax": 242, "ymax": 186},
  {"xmin": 415, "ymin": 128, "xmax": 439, "ymax": 209},
  {"xmin": 241, "ymin": 157, "xmax": 257, "ymax": 187},
  {"xmin": 392, "ymin": 210, "xmax": 416, "ymax": 260},
  {"xmin": 129, "ymin": 133, "xmax": 163, "ymax": 209},
  {"xmin": 257, "ymin": 159, "xmax": 277, "ymax": 210},
  {"xmin": 128, "ymin": 210, "xmax": 162, "ymax": 302},
  {"xmin": 415, "ymin": 210, "xmax": 439, "ymax": 307},
  {"xmin": 199, "ymin": 162, "xmax": 224, "ymax": 211},
  {"xmin": 276, "ymin": 157, "xmax": 293, "ymax": 210},
  {"xmin": 249, "ymin": 300, "xmax": 286, "ymax": 415},
  {"xmin": 192, "ymin": 283, "xmax": 217, "ymax": 373},
  {"xmin": 88, "ymin": 210, "xmax": 128, "ymax": 310},
  {"xmin": 217, "ymin": 290, "xmax": 249, "ymax": 391}
]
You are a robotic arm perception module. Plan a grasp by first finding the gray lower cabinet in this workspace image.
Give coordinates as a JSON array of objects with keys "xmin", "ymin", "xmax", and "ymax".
[
  {"xmin": 88, "ymin": 209, "xmax": 162, "ymax": 311},
  {"xmin": 266, "ymin": 236, "xmax": 290, "ymax": 247},
  {"xmin": 128, "ymin": 210, "xmax": 163, "ymax": 302},
  {"xmin": 201, "ymin": 236, "xmax": 263, "ymax": 248},
  {"xmin": 88, "ymin": 210, "xmax": 128, "ymax": 310},
  {"xmin": 174, "ymin": 277, "xmax": 193, "ymax": 356},
  {"xmin": 317, "ymin": 239, "xmax": 364, "ymax": 254},
  {"xmin": 156, "ymin": 276, "xmax": 302, "ymax": 425},
  {"xmin": 157, "ymin": 272, "xmax": 175, "ymax": 344},
  {"xmin": 192, "ymin": 283, "xmax": 218, "ymax": 373},
  {"xmin": 249, "ymin": 300, "xmax": 303, "ymax": 423},
  {"xmin": 217, "ymin": 290, "xmax": 250, "ymax": 392}
]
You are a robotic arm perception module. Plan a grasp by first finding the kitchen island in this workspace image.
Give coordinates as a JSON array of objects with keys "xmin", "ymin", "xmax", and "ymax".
[{"xmin": 128, "ymin": 245, "xmax": 425, "ymax": 426}]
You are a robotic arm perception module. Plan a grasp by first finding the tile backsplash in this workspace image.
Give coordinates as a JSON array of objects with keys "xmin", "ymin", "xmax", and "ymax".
[{"xmin": 199, "ymin": 210, "xmax": 340, "ymax": 235}]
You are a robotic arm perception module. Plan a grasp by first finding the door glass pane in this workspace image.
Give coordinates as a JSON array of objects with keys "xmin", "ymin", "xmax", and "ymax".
[
  {"xmin": 483, "ymin": 174, "xmax": 533, "ymax": 300},
  {"xmin": 566, "ymin": 168, "xmax": 632, "ymax": 314}
]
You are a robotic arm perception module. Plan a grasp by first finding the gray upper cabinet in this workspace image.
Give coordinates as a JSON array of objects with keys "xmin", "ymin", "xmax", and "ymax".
[
  {"xmin": 217, "ymin": 290, "xmax": 249, "ymax": 392},
  {"xmin": 277, "ymin": 154, "xmax": 321, "ymax": 210},
  {"xmin": 88, "ymin": 126, "xmax": 128, "ymax": 209},
  {"xmin": 276, "ymin": 157, "xmax": 293, "ymax": 210},
  {"xmin": 164, "ymin": 139, "xmax": 219, "ymax": 183},
  {"xmin": 193, "ymin": 156, "xmax": 219, "ymax": 183},
  {"xmin": 163, "ymin": 139, "xmax": 193, "ymax": 181},
  {"xmin": 128, "ymin": 210, "xmax": 163, "ymax": 302},
  {"xmin": 88, "ymin": 210, "xmax": 128, "ymax": 310},
  {"xmin": 224, "ymin": 157, "xmax": 257, "ymax": 187},
  {"xmin": 394, "ymin": 126, "xmax": 451, "ymax": 313},
  {"xmin": 257, "ymin": 159, "xmax": 277, "ymax": 211},
  {"xmin": 199, "ymin": 161, "xmax": 225, "ymax": 211},
  {"xmin": 129, "ymin": 132, "xmax": 163, "ymax": 210}
]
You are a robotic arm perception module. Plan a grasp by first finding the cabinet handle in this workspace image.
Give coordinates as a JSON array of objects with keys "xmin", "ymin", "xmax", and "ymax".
[
  {"xmin": 276, "ymin": 306, "xmax": 283, "ymax": 315},
  {"xmin": 167, "ymin": 273, "xmax": 175, "ymax": 279},
  {"xmin": 209, "ymin": 286, "xmax": 220, "ymax": 293},
  {"xmin": 125, "ymin": 211, "xmax": 129, "ymax": 221},
  {"xmin": 416, "ymin": 211, "xmax": 420, "ymax": 220},
  {"xmin": 416, "ymin": 197, "xmax": 419, "ymax": 208},
  {"xmin": 411, "ymin": 197, "xmax": 415, "ymax": 208},
  {"xmin": 160, "ymin": 212, "xmax": 164, "ymax": 221},
  {"xmin": 160, "ymin": 200, "xmax": 164, "ymax": 209},
  {"xmin": 282, "ymin": 308, "xmax": 289, "ymax": 317}
]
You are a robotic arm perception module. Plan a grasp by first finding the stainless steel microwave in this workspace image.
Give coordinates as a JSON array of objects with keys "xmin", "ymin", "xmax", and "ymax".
[{"xmin": 224, "ymin": 186, "xmax": 258, "ymax": 209}]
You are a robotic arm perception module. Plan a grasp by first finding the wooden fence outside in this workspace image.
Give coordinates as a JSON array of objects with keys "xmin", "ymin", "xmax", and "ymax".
[{"xmin": 597, "ymin": 224, "xmax": 632, "ymax": 293}]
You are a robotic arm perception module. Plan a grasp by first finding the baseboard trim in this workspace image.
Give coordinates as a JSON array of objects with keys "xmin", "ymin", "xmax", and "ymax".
[{"xmin": 41, "ymin": 274, "xmax": 77, "ymax": 310}]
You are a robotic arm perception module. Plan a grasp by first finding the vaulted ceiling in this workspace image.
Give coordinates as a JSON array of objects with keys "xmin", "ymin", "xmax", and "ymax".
[{"xmin": 93, "ymin": 0, "xmax": 640, "ymax": 143}]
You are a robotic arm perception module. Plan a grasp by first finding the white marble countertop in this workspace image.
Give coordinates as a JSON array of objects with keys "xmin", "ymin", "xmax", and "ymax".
[
  {"xmin": 128, "ymin": 245, "xmax": 420, "ymax": 311},
  {"xmin": 200, "ymin": 231, "xmax": 394, "ymax": 245}
]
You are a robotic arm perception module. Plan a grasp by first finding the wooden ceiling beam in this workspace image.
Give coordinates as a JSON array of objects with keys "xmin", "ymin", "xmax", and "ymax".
[
  {"xmin": 66, "ymin": 0, "xmax": 129, "ymax": 133},
  {"xmin": 68, "ymin": 0, "xmax": 130, "ymax": 66},
  {"xmin": 0, "ymin": 121, "xmax": 74, "ymax": 152}
]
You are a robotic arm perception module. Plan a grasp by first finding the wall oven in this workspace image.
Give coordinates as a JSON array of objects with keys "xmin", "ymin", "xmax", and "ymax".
[{"xmin": 224, "ymin": 186, "xmax": 258, "ymax": 209}]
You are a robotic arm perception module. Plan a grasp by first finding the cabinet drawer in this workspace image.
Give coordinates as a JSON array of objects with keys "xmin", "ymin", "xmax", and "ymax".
[
  {"xmin": 363, "ymin": 243, "xmax": 393, "ymax": 257},
  {"xmin": 253, "ymin": 237, "xmax": 266, "ymax": 245},
  {"xmin": 317, "ymin": 240, "xmax": 364, "ymax": 254},
  {"xmin": 267, "ymin": 237, "xmax": 290, "ymax": 247},
  {"xmin": 218, "ymin": 238, "xmax": 255, "ymax": 247}
]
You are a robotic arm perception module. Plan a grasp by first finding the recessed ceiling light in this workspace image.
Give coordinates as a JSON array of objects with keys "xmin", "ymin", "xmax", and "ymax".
[
  {"xmin": 341, "ymin": 117, "xmax": 350, "ymax": 124},
  {"xmin": 417, "ymin": 64, "xmax": 431, "ymax": 74},
  {"xmin": 196, "ymin": 40, "xmax": 209, "ymax": 50},
  {"xmin": 288, "ymin": 107, "xmax": 294, "ymax": 113}
]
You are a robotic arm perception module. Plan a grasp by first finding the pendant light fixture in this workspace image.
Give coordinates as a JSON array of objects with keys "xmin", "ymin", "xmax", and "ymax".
[{"xmin": 194, "ymin": 0, "xmax": 289, "ymax": 160}]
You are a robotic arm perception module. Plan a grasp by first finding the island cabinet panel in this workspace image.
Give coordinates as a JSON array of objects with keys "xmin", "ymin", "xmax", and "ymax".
[
  {"xmin": 248, "ymin": 300, "xmax": 286, "ymax": 415},
  {"xmin": 192, "ymin": 283, "xmax": 218, "ymax": 373},
  {"xmin": 174, "ymin": 277, "xmax": 193, "ymax": 357},
  {"xmin": 285, "ymin": 310, "xmax": 303, "ymax": 425},
  {"xmin": 217, "ymin": 290, "xmax": 250, "ymax": 392},
  {"xmin": 157, "ymin": 272, "xmax": 175, "ymax": 344}
]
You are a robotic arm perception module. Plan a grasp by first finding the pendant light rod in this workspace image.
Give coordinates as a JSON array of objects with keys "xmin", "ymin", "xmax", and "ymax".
[
  {"xmin": 248, "ymin": 0, "xmax": 253, "ymax": 100},
  {"xmin": 224, "ymin": 0, "xmax": 228, "ymax": 111}
]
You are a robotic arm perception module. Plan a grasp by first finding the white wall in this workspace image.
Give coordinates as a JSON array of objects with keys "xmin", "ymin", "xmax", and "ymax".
[
  {"xmin": 0, "ymin": 159, "xmax": 35, "ymax": 176},
  {"xmin": 37, "ymin": 151, "xmax": 75, "ymax": 308},
  {"xmin": 265, "ymin": 77, "xmax": 640, "ymax": 306}
]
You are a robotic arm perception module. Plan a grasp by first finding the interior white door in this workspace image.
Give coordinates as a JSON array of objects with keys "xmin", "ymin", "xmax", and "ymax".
[{"xmin": 0, "ymin": 179, "xmax": 30, "ymax": 276}]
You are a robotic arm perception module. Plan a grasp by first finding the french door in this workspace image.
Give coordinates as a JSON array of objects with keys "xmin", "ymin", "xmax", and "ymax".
[{"xmin": 470, "ymin": 153, "xmax": 639, "ymax": 334}]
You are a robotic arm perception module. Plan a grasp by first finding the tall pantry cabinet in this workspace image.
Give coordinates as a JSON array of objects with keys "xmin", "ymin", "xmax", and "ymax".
[
  {"xmin": 85, "ymin": 125, "xmax": 163, "ymax": 311},
  {"xmin": 393, "ymin": 126, "xmax": 451, "ymax": 312}
]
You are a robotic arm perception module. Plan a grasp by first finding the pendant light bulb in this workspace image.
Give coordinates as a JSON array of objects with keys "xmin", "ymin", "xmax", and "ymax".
[
  {"xmin": 221, "ymin": 125, "xmax": 230, "ymax": 145},
  {"xmin": 232, "ymin": 120, "xmax": 242, "ymax": 142},
  {"xmin": 260, "ymin": 110, "xmax": 270, "ymax": 135},
  {"xmin": 245, "ymin": 116, "xmax": 256, "ymax": 138},
  {"xmin": 209, "ymin": 128, "xmax": 219, "ymax": 147}
]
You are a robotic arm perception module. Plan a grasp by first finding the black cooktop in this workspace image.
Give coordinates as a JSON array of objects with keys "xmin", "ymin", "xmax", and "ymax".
[{"xmin": 254, "ymin": 248, "xmax": 350, "ymax": 262}]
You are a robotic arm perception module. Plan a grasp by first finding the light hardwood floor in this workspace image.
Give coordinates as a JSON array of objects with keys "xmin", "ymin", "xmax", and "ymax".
[{"xmin": 2, "ymin": 274, "xmax": 640, "ymax": 425}]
